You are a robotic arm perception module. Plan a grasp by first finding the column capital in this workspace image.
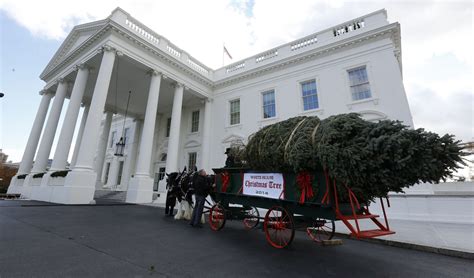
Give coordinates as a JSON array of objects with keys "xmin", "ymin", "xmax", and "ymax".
[
  {"xmin": 201, "ymin": 97, "xmax": 213, "ymax": 104},
  {"xmin": 147, "ymin": 69, "xmax": 162, "ymax": 77},
  {"xmin": 171, "ymin": 81, "xmax": 184, "ymax": 89},
  {"xmin": 56, "ymin": 78, "xmax": 66, "ymax": 85},
  {"xmin": 74, "ymin": 63, "xmax": 92, "ymax": 71},
  {"xmin": 97, "ymin": 44, "xmax": 117, "ymax": 54},
  {"xmin": 102, "ymin": 44, "xmax": 115, "ymax": 53},
  {"xmin": 39, "ymin": 89, "xmax": 50, "ymax": 96}
]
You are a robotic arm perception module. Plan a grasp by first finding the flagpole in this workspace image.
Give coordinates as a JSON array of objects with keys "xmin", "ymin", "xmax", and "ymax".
[{"xmin": 222, "ymin": 43, "xmax": 225, "ymax": 67}]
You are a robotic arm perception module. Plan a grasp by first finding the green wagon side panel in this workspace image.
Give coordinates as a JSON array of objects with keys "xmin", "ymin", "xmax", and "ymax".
[
  {"xmin": 212, "ymin": 168, "xmax": 336, "ymax": 220},
  {"xmin": 213, "ymin": 168, "xmax": 328, "ymax": 204}
]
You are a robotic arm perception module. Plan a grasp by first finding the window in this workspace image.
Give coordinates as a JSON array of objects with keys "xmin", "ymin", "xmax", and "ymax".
[
  {"xmin": 109, "ymin": 131, "xmax": 116, "ymax": 148},
  {"xmin": 160, "ymin": 153, "xmax": 167, "ymax": 162},
  {"xmin": 301, "ymin": 80, "xmax": 319, "ymax": 111},
  {"xmin": 104, "ymin": 163, "xmax": 111, "ymax": 184},
  {"xmin": 191, "ymin": 110, "xmax": 200, "ymax": 132},
  {"xmin": 188, "ymin": 152, "xmax": 197, "ymax": 171},
  {"xmin": 348, "ymin": 66, "xmax": 371, "ymax": 101},
  {"xmin": 117, "ymin": 161, "xmax": 124, "ymax": 185},
  {"xmin": 262, "ymin": 90, "xmax": 276, "ymax": 118},
  {"xmin": 158, "ymin": 167, "xmax": 166, "ymax": 181},
  {"xmin": 124, "ymin": 128, "xmax": 130, "ymax": 145},
  {"xmin": 153, "ymin": 173, "xmax": 160, "ymax": 191},
  {"xmin": 230, "ymin": 99, "xmax": 240, "ymax": 125},
  {"xmin": 166, "ymin": 118, "xmax": 171, "ymax": 137}
]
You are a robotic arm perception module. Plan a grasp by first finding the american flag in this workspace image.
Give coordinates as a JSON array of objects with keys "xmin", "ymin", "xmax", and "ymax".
[{"xmin": 224, "ymin": 46, "xmax": 232, "ymax": 59}]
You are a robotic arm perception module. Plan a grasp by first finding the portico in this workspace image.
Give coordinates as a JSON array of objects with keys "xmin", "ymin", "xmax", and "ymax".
[{"xmin": 7, "ymin": 8, "xmax": 212, "ymax": 203}]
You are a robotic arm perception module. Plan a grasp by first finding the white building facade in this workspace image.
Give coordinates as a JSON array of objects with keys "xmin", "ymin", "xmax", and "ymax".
[{"xmin": 8, "ymin": 8, "xmax": 413, "ymax": 204}]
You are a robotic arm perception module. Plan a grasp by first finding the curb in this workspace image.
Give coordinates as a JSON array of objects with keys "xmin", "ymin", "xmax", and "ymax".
[{"xmin": 334, "ymin": 232, "xmax": 474, "ymax": 260}]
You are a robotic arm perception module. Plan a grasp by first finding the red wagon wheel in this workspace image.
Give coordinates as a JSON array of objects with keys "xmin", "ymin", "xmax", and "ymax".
[
  {"xmin": 264, "ymin": 206, "xmax": 295, "ymax": 248},
  {"xmin": 243, "ymin": 206, "xmax": 260, "ymax": 230},
  {"xmin": 209, "ymin": 204, "xmax": 226, "ymax": 231},
  {"xmin": 306, "ymin": 218, "xmax": 335, "ymax": 243}
]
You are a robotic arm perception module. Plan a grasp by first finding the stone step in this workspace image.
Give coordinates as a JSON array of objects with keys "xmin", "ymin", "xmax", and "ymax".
[{"xmin": 94, "ymin": 190, "xmax": 126, "ymax": 202}]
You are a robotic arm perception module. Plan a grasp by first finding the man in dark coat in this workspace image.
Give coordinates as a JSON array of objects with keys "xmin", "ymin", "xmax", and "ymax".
[
  {"xmin": 190, "ymin": 169, "xmax": 215, "ymax": 227},
  {"xmin": 225, "ymin": 148, "xmax": 235, "ymax": 168}
]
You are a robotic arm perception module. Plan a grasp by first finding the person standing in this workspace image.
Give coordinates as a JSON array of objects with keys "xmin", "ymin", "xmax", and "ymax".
[
  {"xmin": 224, "ymin": 148, "xmax": 235, "ymax": 168},
  {"xmin": 190, "ymin": 169, "xmax": 215, "ymax": 227}
]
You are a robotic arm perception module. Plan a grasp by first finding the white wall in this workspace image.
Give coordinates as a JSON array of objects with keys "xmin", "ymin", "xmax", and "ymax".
[
  {"xmin": 369, "ymin": 182, "xmax": 474, "ymax": 224},
  {"xmin": 208, "ymin": 36, "xmax": 413, "ymax": 170}
]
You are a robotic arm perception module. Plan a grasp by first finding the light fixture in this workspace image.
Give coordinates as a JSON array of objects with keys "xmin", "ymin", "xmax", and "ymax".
[{"xmin": 115, "ymin": 90, "xmax": 131, "ymax": 156}]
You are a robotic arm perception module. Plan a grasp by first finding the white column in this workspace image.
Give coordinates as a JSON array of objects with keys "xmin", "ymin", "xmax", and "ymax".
[
  {"xmin": 107, "ymin": 157, "xmax": 119, "ymax": 188},
  {"xmin": 201, "ymin": 98, "xmax": 212, "ymax": 172},
  {"xmin": 31, "ymin": 80, "xmax": 68, "ymax": 173},
  {"xmin": 52, "ymin": 45, "xmax": 117, "ymax": 204},
  {"xmin": 165, "ymin": 83, "xmax": 184, "ymax": 173},
  {"xmin": 7, "ymin": 91, "xmax": 52, "ymax": 194},
  {"xmin": 50, "ymin": 65, "xmax": 90, "ymax": 171},
  {"xmin": 74, "ymin": 47, "xmax": 116, "ymax": 171},
  {"xmin": 70, "ymin": 105, "xmax": 89, "ymax": 167},
  {"xmin": 17, "ymin": 91, "xmax": 53, "ymax": 175},
  {"xmin": 149, "ymin": 115, "xmax": 161, "ymax": 176},
  {"xmin": 95, "ymin": 111, "xmax": 113, "ymax": 188},
  {"xmin": 126, "ymin": 71, "xmax": 162, "ymax": 203},
  {"xmin": 124, "ymin": 119, "xmax": 142, "ymax": 189}
]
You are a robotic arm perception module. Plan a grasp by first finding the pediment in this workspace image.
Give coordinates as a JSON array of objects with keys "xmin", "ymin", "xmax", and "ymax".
[
  {"xmin": 358, "ymin": 110, "xmax": 388, "ymax": 122},
  {"xmin": 222, "ymin": 134, "xmax": 245, "ymax": 145},
  {"xmin": 40, "ymin": 19, "xmax": 108, "ymax": 79},
  {"xmin": 184, "ymin": 140, "xmax": 201, "ymax": 148}
]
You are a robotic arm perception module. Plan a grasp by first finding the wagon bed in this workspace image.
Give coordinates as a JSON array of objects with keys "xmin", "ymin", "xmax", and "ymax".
[{"xmin": 210, "ymin": 167, "xmax": 394, "ymax": 248}]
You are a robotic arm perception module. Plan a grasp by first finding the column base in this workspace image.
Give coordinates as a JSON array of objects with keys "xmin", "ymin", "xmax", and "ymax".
[
  {"xmin": 49, "ymin": 169, "xmax": 96, "ymax": 204},
  {"xmin": 21, "ymin": 174, "xmax": 42, "ymax": 199},
  {"xmin": 126, "ymin": 175, "xmax": 154, "ymax": 204},
  {"xmin": 30, "ymin": 174, "xmax": 54, "ymax": 202},
  {"xmin": 7, "ymin": 176, "xmax": 24, "ymax": 195}
]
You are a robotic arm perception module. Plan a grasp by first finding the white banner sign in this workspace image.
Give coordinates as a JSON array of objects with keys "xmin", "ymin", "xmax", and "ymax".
[{"xmin": 243, "ymin": 173, "xmax": 284, "ymax": 199}]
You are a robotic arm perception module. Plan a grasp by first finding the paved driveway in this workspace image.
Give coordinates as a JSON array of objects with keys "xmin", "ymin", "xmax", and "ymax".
[{"xmin": 0, "ymin": 200, "xmax": 472, "ymax": 277}]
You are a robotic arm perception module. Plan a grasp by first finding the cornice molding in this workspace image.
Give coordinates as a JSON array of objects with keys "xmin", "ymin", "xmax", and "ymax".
[
  {"xmin": 213, "ymin": 24, "xmax": 400, "ymax": 89},
  {"xmin": 109, "ymin": 22, "xmax": 214, "ymax": 87},
  {"xmin": 40, "ymin": 19, "xmax": 401, "ymax": 95}
]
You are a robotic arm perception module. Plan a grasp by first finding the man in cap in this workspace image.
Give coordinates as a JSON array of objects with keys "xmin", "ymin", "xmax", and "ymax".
[{"xmin": 224, "ymin": 148, "xmax": 235, "ymax": 168}]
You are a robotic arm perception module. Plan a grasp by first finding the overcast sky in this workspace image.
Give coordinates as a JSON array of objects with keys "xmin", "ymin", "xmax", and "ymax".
[{"xmin": 0, "ymin": 0, "xmax": 472, "ymax": 162}]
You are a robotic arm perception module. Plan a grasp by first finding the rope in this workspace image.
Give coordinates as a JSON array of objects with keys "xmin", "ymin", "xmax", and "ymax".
[
  {"xmin": 284, "ymin": 118, "xmax": 307, "ymax": 161},
  {"xmin": 311, "ymin": 122, "xmax": 320, "ymax": 146}
]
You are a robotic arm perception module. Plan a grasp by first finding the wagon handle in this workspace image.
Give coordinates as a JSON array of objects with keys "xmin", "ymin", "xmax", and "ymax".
[
  {"xmin": 322, "ymin": 169, "xmax": 331, "ymax": 205},
  {"xmin": 345, "ymin": 183, "xmax": 360, "ymax": 210},
  {"xmin": 380, "ymin": 197, "xmax": 390, "ymax": 230}
]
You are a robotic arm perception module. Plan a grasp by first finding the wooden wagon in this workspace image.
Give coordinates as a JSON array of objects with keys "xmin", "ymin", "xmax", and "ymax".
[{"xmin": 209, "ymin": 168, "xmax": 394, "ymax": 248}]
